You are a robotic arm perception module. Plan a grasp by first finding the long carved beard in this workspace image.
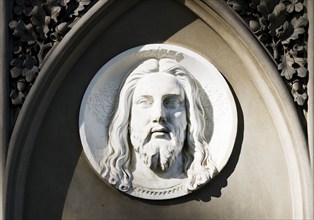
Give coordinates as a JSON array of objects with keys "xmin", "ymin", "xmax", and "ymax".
[
  {"xmin": 143, "ymin": 139, "xmax": 180, "ymax": 171},
  {"xmin": 130, "ymin": 124, "xmax": 185, "ymax": 171}
]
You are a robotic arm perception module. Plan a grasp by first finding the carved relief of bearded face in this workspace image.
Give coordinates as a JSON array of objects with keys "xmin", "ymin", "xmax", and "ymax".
[{"xmin": 129, "ymin": 72, "xmax": 187, "ymax": 172}]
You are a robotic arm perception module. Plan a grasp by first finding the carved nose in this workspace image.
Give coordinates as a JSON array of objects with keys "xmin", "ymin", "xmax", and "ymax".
[
  {"xmin": 153, "ymin": 115, "xmax": 166, "ymax": 123},
  {"xmin": 152, "ymin": 104, "xmax": 166, "ymax": 123}
]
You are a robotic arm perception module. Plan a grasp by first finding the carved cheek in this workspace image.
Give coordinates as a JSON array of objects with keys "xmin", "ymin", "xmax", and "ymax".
[
  {"xmin": 131, "ymin": 106, "xmax": 149, "ymax": 125},
  {"xmin": 144, "ymin": 110, "xmax": 153, "ymax": 124},
  {"xmin": 173, "ymin": 105, "xmax": 186, "ymax": 119},
  {"xmin": 174, "ymin": 111, "xmax": 183, "ymax": 118},
  {"xmin": 172, "ymin": 111, "xmax": 186, "ymax": 128}
]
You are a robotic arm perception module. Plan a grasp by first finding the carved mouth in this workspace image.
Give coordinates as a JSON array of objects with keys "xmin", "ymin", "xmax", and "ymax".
[
  {"xmin": 151, "ymin": 126, "xmax": 169, "ymax": 134},
  {"xmin": 145, "ymin": 125, "xmax": 171, "ymax": 142}
]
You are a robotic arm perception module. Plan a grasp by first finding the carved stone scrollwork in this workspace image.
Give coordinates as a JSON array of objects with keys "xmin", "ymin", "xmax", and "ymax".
[
  {"xmin": 8, "ymin": 0, "xmax": 98, "ymax": 108},
  {"xmin": 225, "ymin": 0, "xmax": 309, "ymax": 111}
]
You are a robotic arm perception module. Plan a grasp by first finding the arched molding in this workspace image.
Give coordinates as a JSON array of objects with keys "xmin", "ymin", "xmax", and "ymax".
[
  {"xmin": 306, "ymin": 0, "xmax": 314, "ymax": 171},
  {"xmin": 0, "ymin": 0, "xmax": 13, "ymax": 219},
  {"xmin": 183, "ymin": 0, "xmax": 312, "ymax": 218},
  {"xmin": 4, "ymin": 0, "xmax": 141, "ymax": 218},
  {"xmin": 3, "ymin": 0, "xmax": 313, "ymax": 219}
]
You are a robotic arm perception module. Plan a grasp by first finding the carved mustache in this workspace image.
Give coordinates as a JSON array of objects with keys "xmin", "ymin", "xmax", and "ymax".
[{"xmin": 143, "ymin": 123, "xmax": 174, "ymax": 145}]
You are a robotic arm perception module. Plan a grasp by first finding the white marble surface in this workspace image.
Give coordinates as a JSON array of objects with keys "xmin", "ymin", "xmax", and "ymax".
[{"xmin": 79, "ymin": 44, "xmax": 237, "ymax": 199}]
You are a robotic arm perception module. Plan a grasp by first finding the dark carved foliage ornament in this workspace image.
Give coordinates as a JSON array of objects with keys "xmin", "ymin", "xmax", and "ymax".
[
  {"xmin": 8, "ymin": 0, "xmax": 309, "ymax": 116},
  {"xmin": 226, "ymin": 0, "xmax": 309, "ymax": 111},
  {"xmin": 8, "ymin": 0, "xmax": 98, "ymax": 108}
]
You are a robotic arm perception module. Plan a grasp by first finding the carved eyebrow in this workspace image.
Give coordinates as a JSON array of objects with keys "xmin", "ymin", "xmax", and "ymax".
[
  {"xmin": 163, "ymin": 94, "xmax": 185, "ymax": 101},
  {"xmin": 134, "ymin": 95, "xmax": 153, "ymax": 103}
]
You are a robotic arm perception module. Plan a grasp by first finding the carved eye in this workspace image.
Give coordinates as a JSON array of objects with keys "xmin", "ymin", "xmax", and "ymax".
[
  {"xmin": 136, "ymin": 97, "xmax": 153, "ymax": 107},
  {"xmin": 164, "ymin": 98, "xmax": 181, "ymax": 108}
]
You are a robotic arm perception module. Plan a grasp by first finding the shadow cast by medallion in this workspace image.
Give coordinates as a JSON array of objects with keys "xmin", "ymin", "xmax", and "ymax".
[{"xmin": 132, "ymin": 84, "xmax": 244, "ymax": 205}]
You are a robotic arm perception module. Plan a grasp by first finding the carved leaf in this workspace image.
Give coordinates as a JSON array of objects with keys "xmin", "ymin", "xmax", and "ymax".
[
  {"xmin": 23, "ymin": 55, "xmax": 37, "ymax": 69},
  {"xmin": 290, "ymin": 16, "xmax": 308, "ymax": 36},
  {"xmin": 30, "ymin": 5, "xmax": 50, "ymax": 39},
  {"xmin": 282, "ymin": 17, "xmax": 308, "ymax": 44},
  {"xmin": 249, "ymin": 0, "xmax": 259, "ymax": 10},
  {"xmin": 256, "ymin": 2, "xmax": 268, "ymax": 16},
  {"xmin": 30, "ymin": 6, "xmax": 44, "ymax": 27},
  {"xmin": 269, "ymin": 40, "xmax": 280, "ymax": 60},
  {"xmin": 37, "ymin": 42, "xmax": 54, "ymax": 63},
  {"xmin": 227, "ymin": 0, "xmax": 249, "ymax": 15},
  {"xmin": 294, "ymin": 2, "xmax": 304, "ymax": 12},
  {"xmin": 14, "ymin": 6, "xmax": 23, "ymax": 16},
  {"xmin": 290, "ymin": 47, "xmax": 307, "ymax": 78},
  {"xmin": 10, "ymin": 56, "xmax": 24, "ymax": 78},
  {"xmin": 268, "ymin": 3, "xmax": 286, "ymax": 36},
  {"xmin": 277, "ymin": 21, "xmax": 294, "ymax": 41},
  {"xmin": 73, "ymin": 1, "xmax": 91, "ymax": 16},
  {"xmin": 293, "ymin": 91, "xmax": 307, "ymax": 106},
  {"xmin": 62, "ymin": 0, "xmax": 79, "ymax": 18},
  {"xmin": 10, "ymin": 90, "xmax": 26, "ymax": 105},
  {"xmin": 10, "ymin": 67, "xmax": 23, "ymax": 78},
  {"xmin": 10, "ymin": 56, "xmax": 24, "ymax": 67},
  {"xmin": 296, "ymin": 66, "xmax": 307, "ymax": 78},
  {"xmin": 23, "ymin": 7, "xmax": 34, "ymax": 17},
  {"xmin": 286, "ymin": 0, "xmax": 303, "ymax": 13},
  {"xmin": 43, "ymin": 16, "xmax": 51, "ymax": 36},
  {"xmin": 9, "ymin": 20, "xmax": 36, "ymax": 42},
  {"xmin": 14, "ymin": 0, "xmax": 26, "ymax": 15},
  {"xmin": 61, "ymin": 0, "xmax": 72, "ymax": 7},
  {"xmin": 257, "ymin": 0, "xmax": 280, "ymax": 17},
  {"xmin": 50, "ymin": 6, "xmax": 62, "ymax": 22},
  {"xmin": 294, "ymin": 56, "xmax": 306, "ymax": 67},
  {"xmin": 279, "ymin": 53, "xmax": 295, "ymax": 80},
  {"xmin": 22, "ymin": 66, "xmax": 39, "ymax": 82}
]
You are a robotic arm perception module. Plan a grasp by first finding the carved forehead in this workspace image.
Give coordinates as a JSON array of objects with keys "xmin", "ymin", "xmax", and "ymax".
[{"xmin": 133, "ymin": 72, "xmax": 184, "ymax": 97}]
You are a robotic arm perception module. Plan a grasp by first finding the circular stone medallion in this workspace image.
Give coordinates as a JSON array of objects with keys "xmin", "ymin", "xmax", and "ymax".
[{"xmin": 79, "ymin": 44, "xmax": 237, "ymax": 200}]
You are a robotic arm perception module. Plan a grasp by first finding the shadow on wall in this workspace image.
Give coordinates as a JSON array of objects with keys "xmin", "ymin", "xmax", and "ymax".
[{"xmin": 132, "ymin": 82, "xmax": 244, "ymax": 205}]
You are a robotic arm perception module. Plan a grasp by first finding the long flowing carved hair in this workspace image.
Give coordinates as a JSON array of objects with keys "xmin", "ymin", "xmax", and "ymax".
[{"xmin": 99, "ymin": 58, "xmax": 217, "ymax": 192}]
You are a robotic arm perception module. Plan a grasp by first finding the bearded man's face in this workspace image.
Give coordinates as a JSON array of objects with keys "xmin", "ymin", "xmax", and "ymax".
[{"xmin": 129, "ymin": 72, "xmax": 187, "ymax": 171}]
